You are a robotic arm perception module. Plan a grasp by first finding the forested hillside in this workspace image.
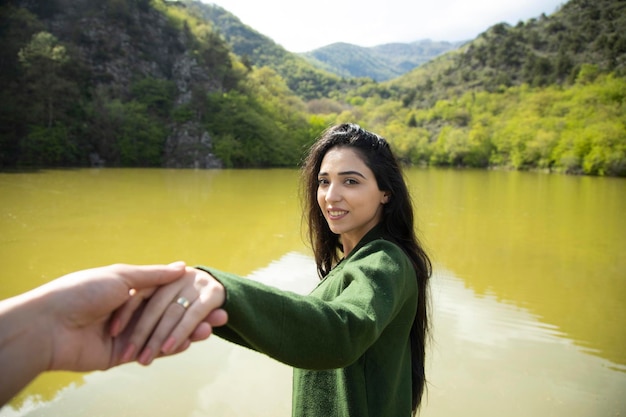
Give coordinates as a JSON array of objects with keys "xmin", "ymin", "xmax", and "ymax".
[
  {"xmin": 0, "ymin": 0, "xmax": 313, "ymax": 168},
  {"xmin": 0, "ymin": 0, "xmax": 624, "ymax": 176}
]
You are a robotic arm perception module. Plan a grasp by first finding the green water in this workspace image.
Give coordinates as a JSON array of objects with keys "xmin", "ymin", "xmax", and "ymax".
[{"xmin": 1, "ymin": 168, "xmax": 624, "ymax": 416}]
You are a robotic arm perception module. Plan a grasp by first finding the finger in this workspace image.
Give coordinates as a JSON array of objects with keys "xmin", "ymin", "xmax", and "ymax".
[
  {"xmin": 137, "ymin": 292, "xmax": 197, "ymax": 365},
  {"xmin": 132, "ymin": 336, "xmax": 192, "ymax": 365},
  {"xmin": 118, "ymin": 262, "xmax": 186, "ymax": 291},
  {"xmin": 173, "ymin": 339, "xmax": 192, "ymax": 354},
  {"xmin": 123, "ymin": 281, "xmax": 187, "ymax": 362},
  {"xmin": 138, "ymin": 268, "xmax": 226, "ymax": 362},
  {"xmin": 189, "ymin": 322, "xmax": 213, "ymax": 342},
  {"xmin": 158, "ymin": 270, "xmax": 226, "ymax": 354},
  {"xmin": 188, "ymin": 309, "xmax": 227, "ymax": 342},
  {"xmin": 207, "ymin": 309, "xmax": 228, "ymax": 327},
  {"xmin": 110, "ymin": 287, "xmax": 157, "ymax": 337},
  {"xmin": 157, "ymin": 301, "xmax": 207, "ymax": 355},
  {"xmin": 163, "ymin": 338, "xmax": 192, "ymax": 356},
  {"xmin": 115, "ymin": 263, "xmax": 187, "ymax": 340},
  {"xmin": 159, "ymin": 293, "xmax": 225, "ymax": 355},
  {"xmin": 109, "ymin": 299, "xmax": 152, "ymax": 366}
]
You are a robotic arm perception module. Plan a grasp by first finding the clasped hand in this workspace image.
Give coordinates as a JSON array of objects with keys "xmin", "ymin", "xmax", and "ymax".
[
  {"xmin": 114, "ymin": 266, "xmax": 226, "ymax": 365},
  {"xmin": 0, "ymin": 263, "xmax": 228, "ymax": 406}
]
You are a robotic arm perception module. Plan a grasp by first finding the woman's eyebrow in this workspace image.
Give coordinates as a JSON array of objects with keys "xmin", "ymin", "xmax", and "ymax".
[
  {"xmin": 338, "ymin": 170, "xmax": 366, "ymax": 178},
  {"xmin": 318, "ymin": 170, "xmax": 367, "ymax": 178}
]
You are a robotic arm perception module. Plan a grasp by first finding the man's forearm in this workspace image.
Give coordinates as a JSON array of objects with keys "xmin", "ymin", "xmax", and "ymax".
[{"xmin": 0, "ymin": 291, "xmax": 51, "ymax": 406}]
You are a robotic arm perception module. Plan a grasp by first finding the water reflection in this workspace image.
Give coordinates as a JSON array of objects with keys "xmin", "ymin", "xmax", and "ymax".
[
  {"xmin": 427, "ymin": 268, "xmax": 625, "ymax": 417},
  {"xmin": 408, "ymin": 169, "xmax": 626, "ymax": 367}
]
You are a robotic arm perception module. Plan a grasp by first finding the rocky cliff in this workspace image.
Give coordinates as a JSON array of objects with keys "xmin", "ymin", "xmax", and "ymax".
[{"xmin": 10, "ymin": 0, "xmax": 228, "ymax": 167}]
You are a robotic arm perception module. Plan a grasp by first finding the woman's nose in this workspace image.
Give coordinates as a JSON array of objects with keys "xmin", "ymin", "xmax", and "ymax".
[{"xmin": 325, "ymin": 183, "xmax": 341, "ymax": 202}]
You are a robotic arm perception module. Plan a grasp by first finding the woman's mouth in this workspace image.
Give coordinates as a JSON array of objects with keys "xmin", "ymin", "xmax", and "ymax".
[{"xmin": 328, "ymin": 209, "xmax": 348, "ymax": 219}]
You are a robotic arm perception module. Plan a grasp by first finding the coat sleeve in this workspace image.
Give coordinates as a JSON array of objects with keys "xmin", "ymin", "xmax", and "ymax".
[{"xmin": 199, "ymin": 240, "xmax": 416, "ymax": 370}]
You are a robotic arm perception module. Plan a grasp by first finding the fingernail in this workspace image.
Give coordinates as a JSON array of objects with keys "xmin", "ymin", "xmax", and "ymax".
[
  {"xmin": 168, "ymin": 261, "xmax": 185, "ymax": 268},
  {"xmin": 162, "ymin": 336, "xmax": 176, "ymax": 354},
  {"xmin": 138, "ymin": 347, "xmax": 152, "ymax": 365},
  {"xmin": 121, "ymin": 344, "xmax": 136, "ymax": 363}
]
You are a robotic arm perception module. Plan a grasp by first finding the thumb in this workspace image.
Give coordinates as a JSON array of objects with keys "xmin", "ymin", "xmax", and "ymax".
[{"xmin": 120, "ymin": 262, "xmax": 187, "ymax": 290}]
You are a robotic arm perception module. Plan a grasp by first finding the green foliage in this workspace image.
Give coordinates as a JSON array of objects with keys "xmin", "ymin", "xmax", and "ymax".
[
  {"xmin": 20, "ymin": 124, "xmax": 79, "ymax": 165},
  {"xmin": 1, "ymin": 0, "xmax": 624, "ymax": 176},
  {"xmin": 349, "ymin": 73, "xmax": 626, "ymax": 176},
  {"xmin": 130, "ymin": 77, "xmax": 176, "ymax": 118},
  {"xmin": 84, "ymin": 84, "xmax": 170, "ymax": 166},
  {"xmin": 203, "ymin": 67, "xmax": 311, "ymax": 168},
  {"xmin": 114, "ymin": 100, "xmax": 166, "ymax": 166},
  {"xmin": 18, "ymin": 31, "xmax": 68, "ymax": 66}
]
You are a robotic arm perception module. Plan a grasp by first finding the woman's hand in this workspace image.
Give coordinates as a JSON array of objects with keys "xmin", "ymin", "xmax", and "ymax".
[{"xmin": 117, "ymin": 267, "xmax": 227, "ymax": 365}]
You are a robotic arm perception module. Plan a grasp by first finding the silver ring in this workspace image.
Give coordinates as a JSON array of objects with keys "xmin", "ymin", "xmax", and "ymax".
[{"xmin": 175, "ymin": 296, "xmax": 190, "ymax": 309}]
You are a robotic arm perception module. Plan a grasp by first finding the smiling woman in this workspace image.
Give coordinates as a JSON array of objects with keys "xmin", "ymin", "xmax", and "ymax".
[
  {"xmin": 112, "ymin": 123, "xmax": 432, "ymax": 416},
  {"xmin": 316, "ymin": 147, "xmax": 390, "ymax": 254}
]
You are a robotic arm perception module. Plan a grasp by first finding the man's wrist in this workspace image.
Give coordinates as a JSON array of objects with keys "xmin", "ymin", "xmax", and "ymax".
[{"xmin": 0, "ymin": 290, "xmax": 52, "ymax": 404}]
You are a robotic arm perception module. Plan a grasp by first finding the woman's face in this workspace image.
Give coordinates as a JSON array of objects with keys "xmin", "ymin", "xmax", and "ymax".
[{"xmin": 317, "ymin": 147, "xmax": 389, "ymax": 254}]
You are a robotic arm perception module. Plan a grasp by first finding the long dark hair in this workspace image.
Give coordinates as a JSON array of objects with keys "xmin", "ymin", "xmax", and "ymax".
[{"xmin": 301, "ymin": 123, "xmax": 432, "ymax": 413}]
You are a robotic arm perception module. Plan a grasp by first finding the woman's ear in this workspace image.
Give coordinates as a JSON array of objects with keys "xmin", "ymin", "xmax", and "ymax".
[{"xmin": 382, "ymin": 192, "xmax": 391, "ymax": 204}]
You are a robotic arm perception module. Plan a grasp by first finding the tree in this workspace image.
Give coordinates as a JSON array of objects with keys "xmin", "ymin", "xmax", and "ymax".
[
  {"xmin": 16, "ymin": 31, "xmax": 84, "ymax": 165},
  {"xmin": 18, "ymin": 31, "xmax": 70, "ymax": 128}
]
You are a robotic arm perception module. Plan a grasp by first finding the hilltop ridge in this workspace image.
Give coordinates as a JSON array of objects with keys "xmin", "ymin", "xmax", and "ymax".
[{"xmin": 300, "ymin": 39, "xmax": 466, "ymax": 81}]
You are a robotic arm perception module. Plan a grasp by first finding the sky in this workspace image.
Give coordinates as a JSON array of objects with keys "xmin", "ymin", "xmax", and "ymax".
[{"xmin": 201, "ymin": 0, "xmax": 566, "ymax": 52}]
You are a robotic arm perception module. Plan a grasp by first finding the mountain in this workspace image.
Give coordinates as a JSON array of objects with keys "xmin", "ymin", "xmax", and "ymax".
[
  {"xmin": 386, "ymin": 0, "xmax": 626, "ymax": 107},
  {"xmin": 181, "ymin": 0, "xmax": 351, "ymax": 100},
  {"xmin": 185, "ymin": 2, "xmax": 464, "ymax": 85},
  {"xmin": 300, "ymin": 40, "xmax": 466, "ymax": 82}
]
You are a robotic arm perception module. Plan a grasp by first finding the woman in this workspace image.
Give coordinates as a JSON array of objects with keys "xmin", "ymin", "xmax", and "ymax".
[{"xmin": 120, "ymin": 123, "xmax": 432, "ymax": 416}]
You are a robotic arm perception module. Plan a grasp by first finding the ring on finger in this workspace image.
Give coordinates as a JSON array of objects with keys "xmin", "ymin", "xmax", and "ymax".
[{"xmin": 174, "ymin": 296, "xmax": 191, "ymax": 309}]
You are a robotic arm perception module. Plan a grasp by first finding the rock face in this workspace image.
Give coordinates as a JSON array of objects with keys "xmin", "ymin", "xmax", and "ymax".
[
  {"xmin": 167, "ymin": 51, "xmax": 223, "ymax": 168},
  {"xmin": 25, "ymin": 0, "xmax": 224, "ymax": 168},
  {"xmin": 165, "ymin": 122, "xmax": 222, "ymax": 168}
]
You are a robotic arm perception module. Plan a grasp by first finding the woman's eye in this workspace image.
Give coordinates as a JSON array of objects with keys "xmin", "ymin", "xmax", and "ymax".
[
  {"xmin": 345, "ymin": 178, "xmax": 358, "ymax": 185},
  {"xmin": 318, "ymin": 178, "xmax": 329, "ymax": 185}
]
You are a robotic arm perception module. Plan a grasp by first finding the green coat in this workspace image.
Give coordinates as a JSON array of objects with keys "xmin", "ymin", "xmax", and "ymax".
[{"xmin": 199, "ymin": 224, "xmax": 417, "ymax": 416}]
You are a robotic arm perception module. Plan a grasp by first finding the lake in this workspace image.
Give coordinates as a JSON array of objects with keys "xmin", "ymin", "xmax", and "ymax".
[{"xmin": 0, "ymin": 168, "xmax": 624, "ymax": 416}]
